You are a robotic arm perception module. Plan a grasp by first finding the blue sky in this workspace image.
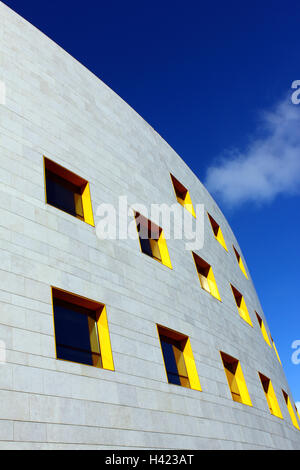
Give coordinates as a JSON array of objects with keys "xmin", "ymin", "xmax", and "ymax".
[{"xmin": 2, "ymin": 0, "xmax": 300, "ymax": 406}]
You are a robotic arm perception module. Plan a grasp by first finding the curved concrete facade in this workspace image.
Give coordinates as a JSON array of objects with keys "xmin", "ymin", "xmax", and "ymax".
[{"xmin": 0, "ymin": 2, "xmax": 299, "ymax": 449}]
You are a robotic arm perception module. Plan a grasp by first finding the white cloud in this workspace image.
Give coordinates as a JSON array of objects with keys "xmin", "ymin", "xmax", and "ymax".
[{"xmin": 204, "ymin": 98, "xmax": 300, "ymax": 207}]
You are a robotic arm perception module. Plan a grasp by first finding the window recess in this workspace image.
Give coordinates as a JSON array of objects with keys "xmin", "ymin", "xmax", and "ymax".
[
  {"xmin": 44, "ymin": 157, "xmax": 94, "ymax": 226},
  {"xmin": 207, "ymin": 213, "xmax": 228, "ymax": 251},
  {"xmin": 258, "ymin": 373, "xmax": 283, "ymax": 418},
  {"xmin": 157, "ymin": 324, "xmax": 201, "ymax": 391},
  {"xmin": 233, "ymin": 245, "xmax": 248, "ymax": 279},
  {"xmin": 134, "ymin": 212, "xmax": 172, "ymax": 269},
  {"xmin": 220, "ymin": 352, "xmax": 252, "ymax": 406},
  {"xmin": 51, "ymin": 287, "xmax": 114, "ymax": 371},
  {"xmin": 230, "ymin": 284, "xmax": 252, "ymax": 326},
  {"xmin": 282, "ymin": 390, "xmax": 300, "ymax": 430},
  {"xmin": 192, "ymin": 252, "xmax": 221, "ymax": 301},
  {"xmin": 170, "ymin": 174, "xmax": 196, "ymax": 217},
  {"xmin": 256, "ymin": 312, "xmax": 271, "ymax": 347}
]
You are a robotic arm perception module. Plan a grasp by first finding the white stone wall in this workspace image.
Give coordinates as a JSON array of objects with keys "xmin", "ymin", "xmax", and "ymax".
[{"xmin": 0, "ymin": 1, "xmax": 299, "ymax": 449}]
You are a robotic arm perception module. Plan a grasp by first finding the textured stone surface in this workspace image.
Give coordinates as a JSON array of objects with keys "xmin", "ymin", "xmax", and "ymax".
[{"xmin": 0, "ymin": 1, "xmax": 299, "ymax": 449}]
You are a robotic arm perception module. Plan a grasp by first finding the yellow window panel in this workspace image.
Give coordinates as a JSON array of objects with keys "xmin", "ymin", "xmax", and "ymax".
[
  {"xmin": 233, "ymin": 245, "xmax": 248, "ymax": 279},
  {"xmin": 199, "ymin": 273, "xmax": 210, "ymax": 293},
  {"xmin": 149, "ymin": 238, "xmax": 162, "ymax": 261},
  {"xmin": 220, "ymin": 352, "xmax": 252, "ymax": 406},
  {"xmin": 239, "ymin": 298, "xmax": 252, "ymax": 327},
  {"xmin": 216, "ymin": 228, "xmax": 228, "ymax": 251},
  {"xmin": 157, "ymin": 230, "xmax": 173, "ymax": 269},
  {"xmin": 256, "ymin": 312, "xmax": 271, "ymax": 347},
  {"xmin": 259, "ymin": 373, "xmax": 283, "ymax": 418},
  {"xmin": 282, "ymin": 390, "xmax": 300, "ymax": 430},
  {"xmin": 235, "ymin": 362, "xmax": 252, "ymax": 406},
  {"xmin": 97, "ymin": 305, "xmax": 114, "ymax": 371},
  {"xmin": 239, "ymin": 258, "xmax": 248, "ymax": 279},
  {"xmin": 271, "ymin": 337, "xmax": 282, "ymax": 365},
  {"xmin": 207, "ymin": 213, "xmax": 228, "ymax": 251},
  {"xmin": 182, "ymin": 338, "xmax": 202, "ymax": 391},
  {"xmin": 74, "ymin": 193, "xmax": 84, "ymax": 219},
  {"xmin": 192, "ymin": 252, "xmax": 221, "ymax": 301},
  {"xmin": 231, "ymin": 285, "xmax": 252, "ymax": 326},
  {"xmin": 173, "ymin": 344, "xmax": 190, "ymax": 388},
  {"xmin": 207, "ymin": 267, "xmax": 221, "ymax": 301},
  {"xmin": 81, "ymin": 182, "xmax": 95, "ymax": 227},
  {"xmin": 183, "ymin": 190, "xmax": 196, "ymax": 217},
  {"xmin": 88, "ymin": 316, "xmax": 102, "ymax": 368},
  {"xmin": 225, "ymin": 368, "xmax": 243, "ymax": 403},
  {"xmin": 170, "ymin": 174, "xmax": 196, "ymax": 217}
]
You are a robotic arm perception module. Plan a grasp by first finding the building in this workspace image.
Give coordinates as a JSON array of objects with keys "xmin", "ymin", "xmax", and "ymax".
[{"xmin": 0, "ymin": 2, "xmax": 299, "ymax": 449}]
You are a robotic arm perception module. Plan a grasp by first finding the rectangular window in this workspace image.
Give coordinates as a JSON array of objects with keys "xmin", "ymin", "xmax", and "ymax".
[
  {"xmin": 157, "ymin": 325, "xmax": 201, "ymax": 391},
  {"xmin": 258, "ymin": 373, "xmax": 283, "ymax": 418},
  {"xmin": 170, "ymin": 174, "xmax": 196, "ymax": 217},
  {"xmin": 233, "ymin": 245, "xmax": 248, "ymax": 279},
  {"xmin": 256, "ymin": 312, "xmax": 271, "ymax": 347},
  {"xmin": 220, "ymin": 352, "xmax": 252, "ymax": 406},
  {"xmin": 134, "ymin": 212, "xmax": 172, "ymax": 269},
  {"xmin": 282, "ymin": 390, "xmax": 300, "ymax": 429},
  {"xmin": 44, "ymin": 157, "xmax": 94, "ymax": 226},
  {"xmin": 230, "ymin": 284, "xmax": 252, "ymax": 326},
  {"xmin": 192, "ymin": 252, "xmax": 221, "ymax": 301},
  {"xmin": 51, "ymin": 288, "xmax": 114, "ymax": 370},
  {"xmin": 207, "ymin": 213, "xmax": 228, "ymax": 251}
]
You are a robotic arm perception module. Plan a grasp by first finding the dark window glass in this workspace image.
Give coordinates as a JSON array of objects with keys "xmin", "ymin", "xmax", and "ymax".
[
  {"xmin": 160, "ymin": 335, "xmax": 189, "ymax": 387},
  {"xmin": 139, "ymin": 237, "xmax": 153, "ymax": 258},
  {"xmin": 53, "ymin": 298, "xmax": 101, "ymax": 367},
  {"xmin": 45, "ymin": 169, "xmax": 83, "ymax": 219},
  {"xmin": 222, "ymin": 358, "xmax": 237, "ymax": 375},
  {"xmin": 170, "ymin": 175, "xmax": 188, "ymax": 202},
  {"xmin": 175, "ymin": 187, "xmax": 187, "ymax": 201},
  {"xmin": 160, "ymin": 338, "xmax": 181, "ymax": 385},
  {"xmin": 208, "ymin": 214, "xmax": 219, "ymax": 236},
  {"xmin": 232, "ymin": 287, "xmax": 242, "ymax": 308},
  {"xmin": 135, "ymin": 213, "xmax": 162, "ymax": 261}
]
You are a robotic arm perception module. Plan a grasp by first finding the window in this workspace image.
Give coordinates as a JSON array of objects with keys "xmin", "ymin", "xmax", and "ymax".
[
  {"xmin": 233, "ymin": 246, "xmax": 248, "ymax": 279},
  {"xmin": 230, "ymin": 284, "xmax": 252, "ymax": 326},
  {"xmin": 258, "ymin": 373, "xmax": 283, "ymax": 418},
  {"xmin": 282, "ymin": 390, "xmax": 300, "ymax": 429},
  {"xmin": 44, "ymin": 157, "xmax": 94, "ymax": 226},
  {"xmin": 207, "ymin": 213, "xmax": 228, "ymax": 251},
  {"xmin": 192, "ymin": 252, "xmax": 221, "ymax": 301},
  {"xmin": 51, "ymin": 288, "xmax": 114, "ymax": 370},
  {"xmin": 271, "ymin": 336, "xmax": 282, "ymax": 365},
  {"xmin": 157, "ymin": 325, "xmax": 201, "ymax": 391},
  {"xmin": 256, "ymin": 312, "xmax": 271, "ymax": 347},
  {"xmin": 220, "ymin": 352, "xmax": 252, "ymax": 406},
  {"xmin": 134, "ymin": 212, "xmax": 172, "ymax": 269},
  {"xmin": 170, "ymin": 174, "xmax": 196, "ymax": 217}
]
